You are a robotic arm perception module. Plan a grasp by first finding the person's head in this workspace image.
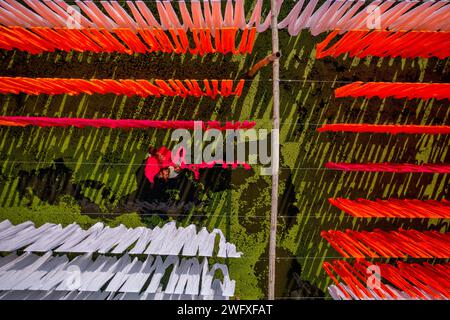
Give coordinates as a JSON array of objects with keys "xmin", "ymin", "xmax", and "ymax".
[{"xmin": 148, "ymin": 146, "xmax": 158, "ymax": 156}]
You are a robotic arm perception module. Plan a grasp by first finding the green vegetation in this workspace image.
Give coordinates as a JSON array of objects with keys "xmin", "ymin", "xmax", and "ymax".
[
  {"xmin": 0, "ymin": 195, "xmax": 145, "ymax": 229},
  {"xmin": 0, "ymin": 2, "xmax": 448, "ymax": 298}
]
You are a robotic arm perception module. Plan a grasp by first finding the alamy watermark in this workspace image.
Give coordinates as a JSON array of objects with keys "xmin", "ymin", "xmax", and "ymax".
[
  {"xmin": 366, "ymin": 265, "xmax": 381, "ymax": 290},
  {"xmin": 65, "ymin": 265, "xmax": 82, "ymax": 290},
  {"xmin": 170, "ymin": 122, "xmax": 277, "ymax": 175},
  {"xmin": 66, "ymin": 5, "xmax": 81, "ymax": 29}
]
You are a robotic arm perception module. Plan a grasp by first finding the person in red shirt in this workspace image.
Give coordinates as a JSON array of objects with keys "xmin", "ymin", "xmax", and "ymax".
[
  {"xmin": 145, "ymin": 146, "xmax": 181, "ymax": 183},
  {"xmin": 144, "ymin": 146, "xmax": 251, "ymax": 183}
]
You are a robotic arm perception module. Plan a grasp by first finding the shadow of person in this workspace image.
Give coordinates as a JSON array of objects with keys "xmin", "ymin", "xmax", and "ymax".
[
  {"xmin": 117, "ymin": 159, "xmax": 236, "ymax": 218},
  {"xmin": 288, "ymin": 263, "xmax": 325, "ymax": 299},
  {"xmin": 16, "ymin": 158, "xmax": 108, "ymax": 213}
]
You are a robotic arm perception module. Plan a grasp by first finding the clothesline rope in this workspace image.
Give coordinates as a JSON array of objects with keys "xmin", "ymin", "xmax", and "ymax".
[{"xmin": 1, "ymin": 160, "xmax": 449, "ymax": 173}]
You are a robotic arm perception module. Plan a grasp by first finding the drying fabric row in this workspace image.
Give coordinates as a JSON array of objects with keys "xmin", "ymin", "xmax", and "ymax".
[
  {"xmin": 0, "ymin": 290, "xmax": 227, "ymax": 300},
  {"xmin": 328, "ymin": 283, "xmax": 447, "ymax": 301},
  {"xmin": 0, "ymin": 0, "xmax": 270, "ymax": 32},
  {"xmin": 325, "ymin": 260, "xmax": 449, "ymax": 300},
  {"xmin": 0, "ymin": 77, "xmax": 245, "ymax": 98},
  {"xmin": 0, "ymin": 220, "xmax": 242, "ymax": 257},
  {"xmin": 0, "ymin": 26, "xmax": 256, "ymax": 55},
  {"xmin": 321, "ymin": 229, "xmax": 450, "ymax": 258},
  {"xmin": 318, "ymin": 124, "xmax": 450, "ymax": 135},
  {"xmin": 0, "ymin": 117, "xmax": 256, "ymax": 131},
  {"xmin": 1, "ymin": 0, "xmax": 448, "ymax": 34},
  {"xmin": 277, "ymin": 0, "xmax": 450, "ymax": 35},
  {"xmin": 0, "ymin": 252, "xmax": 235, "ymax": 297},
  {"xmin": 325, "ymin": 163, "xmax": 450, "ymax": 174},
  {"xmin": 335, "ymin": 82, "xmax": 450, "ymax": 101},
  {"xmin": 329, "ymin": 198, "xmax": 450, "ymax": 219},
  {"xmin": 316, "ymin": 30, "xmax": 450, "ymax": 59}
]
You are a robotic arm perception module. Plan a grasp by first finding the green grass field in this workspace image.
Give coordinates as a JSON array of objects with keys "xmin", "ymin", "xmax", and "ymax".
[{"xmin": 0, "ymin": 1, "xmax": 449, "ymax": 299}]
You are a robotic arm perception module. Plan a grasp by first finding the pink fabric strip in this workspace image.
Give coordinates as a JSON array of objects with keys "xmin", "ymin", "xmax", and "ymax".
[
  {"xmin": 325, "ymin": 162, "xmax": 450, "ymax": 173},
  {"xmin": 318, "ymin": 124, "xmax": 450, "ymax": 135},
  {"xmin": 0, "ymin": 116, "xmax": 256, "ymax": 131}
]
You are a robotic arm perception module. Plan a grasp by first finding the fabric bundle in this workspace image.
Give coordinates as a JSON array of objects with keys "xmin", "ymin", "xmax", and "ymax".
[
  {"xmin": 316, "ymin": 30, "xmax": 450, "ymax": 59},
  {"xmin": 321, "ymin": 229, "xmax": 450, "ymax": 258},
  {"xmin": 335, "ymin": 82, "xmax": 450, "ymax": 101},
  {"xmin": 317, "ymin": 124, "xmax": 450, "ymax": 135},
  {"xmin": 0, "ymin": 77, "xmax": 245, "ymax": 99},
  {"xmin": 0, "ymin": 26, "xmax": 256, "ymax": 55},
  {"xmin": 324, "ymin": 260, "xmax": 450, "ymax": 300},
  {"xmin": 325, "ymin": 162, "xmax": 450, "ymax": 173},
  {"xmin": 329, "ymin": 198, "xmax": 450, "ymax": 219},
  {"xmin": 0, "ymin": 116, "xmax": 256, "ymax": 131}
]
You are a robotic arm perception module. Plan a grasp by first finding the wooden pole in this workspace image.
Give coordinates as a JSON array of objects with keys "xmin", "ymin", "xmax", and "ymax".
[{"xmin": 268, "ymin": 0, "xmax": 280, "ymax": 301}]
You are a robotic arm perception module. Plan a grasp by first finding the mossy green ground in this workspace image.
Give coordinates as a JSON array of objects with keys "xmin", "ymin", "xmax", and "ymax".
[{"xmin": 0, "ymin": 2, "xmax": 449, "ymax": 299}]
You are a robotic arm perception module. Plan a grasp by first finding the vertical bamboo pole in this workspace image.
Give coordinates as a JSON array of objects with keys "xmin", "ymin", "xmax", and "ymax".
[{"xmin": 268, "ymin": 0, "xmax": 280, "ymax": 301}]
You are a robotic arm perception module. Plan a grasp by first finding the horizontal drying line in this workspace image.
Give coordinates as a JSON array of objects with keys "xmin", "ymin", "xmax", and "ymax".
[
  {"xmin": 1, "ymin": 122, "xmax": 447, "ymax": 127},
  {"xmin": 0, "ymin": 78, "xmax": 359, "ymax": 84},
  {"xmin": 14, "ymin": 212, "xmax": 354, "ymax": 218},
  {"xmin": 236, "ymin": 256, "xmax": 446, "ymax": 260},
  {"xmin": 274, "ymin": 297, "xmax": 331, "ymax": 300},
  {"xmin": 0, "ymin": 161, "xmax": 447, "ymax": 172},
  {"xmin": 1, "ymin": 78, "xmax": 442, "ymax": 85},
  {"xmin": 41, "ymin": 0, "xmax": 438, "ymax": 2},
  {"xmin": 7, "ymin": 211, "xmax": 443, "ymax": 219},
  {"xmin": 39, "ymin": 0, "xmax": 239, "ymax": 2},
  {"xmin": 0, "ymin": 161, "xmax": 383, "ymax": 170}
]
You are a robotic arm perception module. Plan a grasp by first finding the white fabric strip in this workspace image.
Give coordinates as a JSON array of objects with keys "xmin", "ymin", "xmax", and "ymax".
[
  {"xmin": 0, "ymin": 253, "xmax": 235, "ymax": 298},
  {"xmin": 0, "ymin": 219, "xmax": 12, "ymax": 232},
  {"xmin": 0, "ymin": 223, "xmax": 57, "ymax": 252},
  {"xmin": 0, "ymin": 219, "xmax": 242, "ymax": 258},
  {"xmin": 0, "ymin": 289, "xmax": 229, "ymax": 300}
]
